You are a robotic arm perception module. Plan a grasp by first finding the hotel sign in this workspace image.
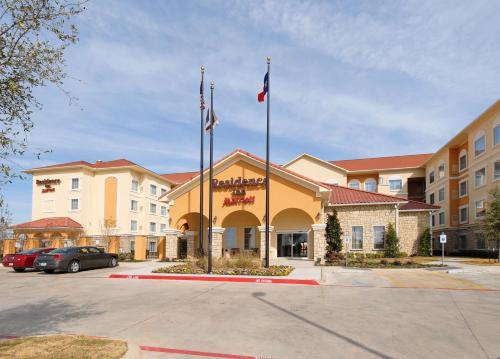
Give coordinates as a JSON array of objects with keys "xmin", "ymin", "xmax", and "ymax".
[
  {"xmin": 214, "ymin": 177, "xmax": 264, "ymax": 206},
  {"xmin": 36, "ymin": 179, "xmax": 61, "ymax": 193}
]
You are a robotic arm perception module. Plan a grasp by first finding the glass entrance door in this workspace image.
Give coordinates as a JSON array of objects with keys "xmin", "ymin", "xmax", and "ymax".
[{"xmin": 278, "ymin": 232, "xmax": 308, "ymax": 258}]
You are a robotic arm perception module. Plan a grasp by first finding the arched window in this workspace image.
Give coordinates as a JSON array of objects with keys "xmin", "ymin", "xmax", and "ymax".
[
  {"xmin": 348, "ymin": 179, "xmax": 360, "ymax": 190},
  {"xmin": 459, "ymin": 149, "xmax": 467, "ymax": 171},
  {"xmin": 364, "ymin": 178, "xmax": 377, "ymax": 192}
]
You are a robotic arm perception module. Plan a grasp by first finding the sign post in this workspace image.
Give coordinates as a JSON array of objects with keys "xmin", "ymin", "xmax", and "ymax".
[
  {"xmin": 439, "ymin": 232, "xmax": 447, "ymax": 266},
  {"xmin": 344, "ymin": 235, "xmax": 350, "ymax": 267}
]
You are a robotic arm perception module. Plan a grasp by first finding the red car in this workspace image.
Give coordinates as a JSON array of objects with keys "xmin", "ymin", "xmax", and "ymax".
[{"xmin": 2, "ymin": 248, "xmax": 56, "ymax": 272}]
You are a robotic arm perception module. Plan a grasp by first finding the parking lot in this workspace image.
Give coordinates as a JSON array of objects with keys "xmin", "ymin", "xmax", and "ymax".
[{"xmin": 1, "ymin": 263, "xmax": 500, "ymax": 358}]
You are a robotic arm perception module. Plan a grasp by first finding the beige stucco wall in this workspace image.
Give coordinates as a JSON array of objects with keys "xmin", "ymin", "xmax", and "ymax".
[
  {"xmin": 284, "ymin": 156, "xmax": 347, "ymax": 185},
  {"xmin": 30, "ymin": 167, "xmax": 171, "ymax": 236}
]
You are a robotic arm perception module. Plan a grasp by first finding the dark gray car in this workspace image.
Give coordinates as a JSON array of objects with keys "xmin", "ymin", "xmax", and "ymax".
[{"xmin": 34, "ymin": 246, "xmax": 118, "ymax": 273}]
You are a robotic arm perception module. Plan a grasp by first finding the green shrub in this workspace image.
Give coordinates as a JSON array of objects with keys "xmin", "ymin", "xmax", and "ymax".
[
  {"xmin": 418, "ymin": 228, "xmax": 432, "ymax": 256},
  {"xmin": 384, "ymin": 223, "xmax": 400, "ymax": 258},
  {"xmin": 380, "ymin": 259, "xmax": 388, "ymax": 265},
  {"xmin": 325, "ymin": 210, "xmax": 343, "ymax": 260},
  {"xmin": 393, "ymin": 259, "xmax": 402, "ymax": 266}
]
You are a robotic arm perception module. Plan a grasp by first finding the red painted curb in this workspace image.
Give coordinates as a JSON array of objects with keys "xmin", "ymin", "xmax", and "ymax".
[
  {"xmin": 0, "ymin": 335, "xmax": 19, "ymax": 339},
  {"xmin": 109, "ymin": 273, "xmax": 319, "ymax": 286},
  {"xmin": 140, "ymin": 345, "xmax": 263, "ymax": 358}
]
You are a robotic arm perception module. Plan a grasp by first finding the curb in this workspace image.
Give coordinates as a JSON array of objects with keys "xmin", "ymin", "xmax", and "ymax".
[{"xmin": 109, "ymin": 274, "xmax": 319, "ymax": 286}]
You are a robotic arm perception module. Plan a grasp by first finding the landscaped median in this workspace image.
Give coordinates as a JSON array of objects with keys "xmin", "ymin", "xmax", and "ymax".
[
  {"xmin": 325, "ymin": 253, "xmax": 447, "ymax": 269},
  {"xmin": 153, "ymin": 255, "xmax": 294, "ymax": 276},
  {"xmin": 0, "ymin": 334, "xmax": 127, "ymax": 359}
]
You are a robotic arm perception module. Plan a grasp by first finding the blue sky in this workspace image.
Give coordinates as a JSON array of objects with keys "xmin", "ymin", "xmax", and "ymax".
[{"xmin": 3, "ymin": 0, "xmax": 500, "ymax": 223}]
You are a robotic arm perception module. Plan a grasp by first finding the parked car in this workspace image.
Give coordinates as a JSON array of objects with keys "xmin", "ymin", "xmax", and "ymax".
[
  {"xmin": 2, "ymin": 248, "xmax": 56, "ymax": 272},
  {"xmin": 34, "ymin": 246, "xmax": 118, "ymax": 273}
]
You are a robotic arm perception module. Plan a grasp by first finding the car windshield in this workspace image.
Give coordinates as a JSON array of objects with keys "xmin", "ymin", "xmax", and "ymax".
[
  {"xmin": 49, "ymin": 247, "xmax": 74, "ymax": 254},
  {"xmin": 18, "ymin": 249, "xmax": 39, "ymax": 255}
]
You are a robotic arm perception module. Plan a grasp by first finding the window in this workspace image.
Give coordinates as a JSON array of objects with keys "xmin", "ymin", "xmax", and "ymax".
[
  {"xmin": 348, "ymin": 180, "xmax": 360, "ymax": 190},
  {"xmin": 70, "ymin": 198, "xmax": 79, "ymax": 211},
  {"xmin": 438, "ymin": 163, "xmax": 445, "ymax": 179},
  {"xmin": 429, "ymin": 170, "xmax": 435, "ymax": 184},
  {"xmin": 475, "ymin": 233, "xmax": 486, "ymax": 250},
  {"xmin": 459, "ymin": 180, "xmax": 468, "ymax": 197},
  {"xmin": 475, "ymin": 199, "xmax": 486, "ymax": 218},
  {"xmin": 459, "ymin": 151, "xmax": 467, "ymax": 171},
  {"xmin": 71, "ymin": 178, "xmax": 79, "ymax": 190},
  {"xmin": 438, "ymin": 187, "xmax": 445, "ymax": 202},
  {"xmin": 224, "ymin": 227, "xmax": 237, "ymax": 249},
  {"xmin": 161, "ymin": 188, "xmax": 167, "ymax": 196},
  {"xmin": 131, "ymin": 179, "xmax": 139, "ymax": 192},
  {"xmin": 149, "ymin": 222, "xmax": 157, "ymax": 233},
  {"xmin": 459, "ymin": 206, "xmax": 468, "ymax": 224},
  {"xmin": 149, "ymin": 203, "xmax": 157, "ymax": 214},
  {"xmin": 160, "ymin": 223, "xmax": 166, "ymax": 233},
  {"xmin": 495, "ymin": 160, "xmax": 500, "ymax": 181},
  {"xmin": 150, "ymin": 184, "xmax": 157, "ymax": 196},
  {"xmin": 244, "ymin": 227, "xmax": 256, "ymax": 249},
  {"xmin": 475, "ymin": 168, "xmax": 486, "ymax": 188},
  {"xmin": 130, "ymin": 220, "xmax": 138, "ymax": 232},
  {"xmin": 494, "ymin": 125, "xmax": 500, "ymax": 146},
  {"xmin": 474, "ymin": 135, "xmax": 486, "ymax": 157},
  {"xmin": 459, "ymin": 235, "xmax": 467, "ymax": 249},
  {"xmin": 373, "ymin": 226, "xmax": 385, "ymax": 250},
  {"xmin": 438, "ymin": 212, "xmax": 445, "ymax": 225},
  {"xmin": 130, "ymin": 200, "xmax": 138, "ymax": 212},
  {"xmin": 352, "ymin": 226, "xmax": 363, "ymax": 250},
  {"xmin": 160, "ymin": 206, "xmax": 167, "ymax": 216},
  {"xmin": 389, "ymin": 179, "xmax": 402, "ymax": 191},
  {"xmin": 364, "ymin": 179, "xmax": 376, "ymax": 192},
  {"xmin": 429, "ymin": 193, "xmax": 435, "ymax": 205},
  {"xmin": 431, "ymin": 214, "xmax": 435, "ymax": 227}
]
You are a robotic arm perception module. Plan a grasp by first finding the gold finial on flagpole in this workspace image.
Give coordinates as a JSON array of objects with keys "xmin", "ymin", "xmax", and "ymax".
[
  {"xmin": 210, "ymin": 81, "xmax": 214, "ymax": 89},
  {"xmin": 267, "ymin": 56, "xmax": 271, "ymax": 64},
  {"xmin": 201, "ymin": 66, "xmax": 205, "ymax": 73}
]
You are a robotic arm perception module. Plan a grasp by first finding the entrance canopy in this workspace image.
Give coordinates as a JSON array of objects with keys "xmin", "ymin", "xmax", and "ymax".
[{"xmin": 10, "ymin": 217, "xmax": 83, "ymax": 240}]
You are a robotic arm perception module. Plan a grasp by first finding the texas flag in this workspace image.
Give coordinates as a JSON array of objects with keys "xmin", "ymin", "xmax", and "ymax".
[{"xmin": 257, "ymin": 72, "xmax": 269, "ymax": 102}]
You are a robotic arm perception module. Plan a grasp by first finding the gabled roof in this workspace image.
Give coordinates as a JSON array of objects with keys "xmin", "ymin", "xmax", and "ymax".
[
  {"xmin": 10, "ymin": 217, "xmax": 83, "ymax": 230},
  {"xmin": 161, "ymin": 171, "xmax": 198, "ymax": 185},
  {"xmin": 330, "ymin": 153, "xmax": 433, "ymax": 172},
  {"xmin": 400, "ymin": 200, "xmax": 440, "ymax": 211},
  {"xmin": 327, "ymin": 184, "xmax": 408, "ymax": 206},
  {"xmin": 161, "ymin": 149, "xmax": 331, "ymax": 201}
]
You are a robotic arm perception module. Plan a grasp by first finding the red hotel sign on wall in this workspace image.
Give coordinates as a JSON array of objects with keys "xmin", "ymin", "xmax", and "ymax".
[
  {"xmin": 36, "ymin": 179, "xmax": 61, "ymax": 193},
  {"xmin": 214, "ymin": 177, "xmax": 264, "ymax": 206}
]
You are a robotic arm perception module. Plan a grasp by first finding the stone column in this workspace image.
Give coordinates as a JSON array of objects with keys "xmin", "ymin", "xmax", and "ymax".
[
  {"xmin": 257, "ymin": 225, "xmax": 275, "ymax": 260},
  {"xmin": 185, "ymin": 231, "xmax": 197, "ymax": 258},
  {"xmin": 311, "ymin": 223, "xmax": 327, "ymax": 264},
  {"xmin": 210, "ymin": 227, "xmax": 225, "ymax": 259},
  {"xmin": 164, "ymin": 229, "xmax": 180, "ymax": 260},
  {"xmin": 134, "ymin": 235, "xmax": 147, "ymax": 260}
]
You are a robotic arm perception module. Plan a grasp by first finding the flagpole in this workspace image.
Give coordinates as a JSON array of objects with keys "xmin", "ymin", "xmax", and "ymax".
[
  {"xmin": 265, "ymin": 57, "xmax": 271, "ymax": 268},
  {"xmin": 199, "ymin": 67, "xmax": 205, "ymax": 257},
  {"xmin": 208, "ymin": 81, "xmax": 215, "ymax": 273}
]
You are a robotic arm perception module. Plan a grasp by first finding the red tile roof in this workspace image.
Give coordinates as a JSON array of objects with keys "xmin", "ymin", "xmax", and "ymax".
[
  {"xmin": 31, "ymin": 159, "xmax": 136, "ymax": 170},
  {"xmin": 330, "ymin": 153, "xmax": 433, "ymax": 172},
  {"xmin": 400, "ymin": 200, "xmax": 440, "ymax": 211},
  {"xmin": 161, "ymin": 171, "xmax": 199, "ymax": 185},
  {"xmin": 327, "ymin": 185, "xmax": 408, "ymax": 205},
  {"xmin": 11, "ymin": 217, "xmax": 83, "ymax": 230}
]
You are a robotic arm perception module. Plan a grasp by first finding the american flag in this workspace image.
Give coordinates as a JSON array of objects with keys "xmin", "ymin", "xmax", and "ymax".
[{"xmin": 200, "ymin": 77, "xmax": 205, "ymax": 110}]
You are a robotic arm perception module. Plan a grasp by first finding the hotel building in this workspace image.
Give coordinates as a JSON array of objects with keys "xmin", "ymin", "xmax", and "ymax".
[{"xmin": 4, "ymin": 100, "xmax": 499, "ymax": 259}]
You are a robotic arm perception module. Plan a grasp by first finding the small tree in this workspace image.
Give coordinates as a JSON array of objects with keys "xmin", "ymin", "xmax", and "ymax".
[
  {"xmin": 480, "ymin": 187, "xmax": 500, "ymax": 262},
  {"xmin": 325, "ymin": 209, "xmax": 343, "ymax": 259},
  {"xmin": 384, "ymin": 223, "xmax": 400, "ymax": 258},
  {"xmin": 418, "ymin": 227, "xmax": 431, "ymax": 256}
]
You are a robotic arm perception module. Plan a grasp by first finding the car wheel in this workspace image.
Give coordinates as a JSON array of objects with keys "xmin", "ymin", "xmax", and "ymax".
[
  {"xmin": 109, "ymin": 257, "xmax": 118, "ymax": 268},
  {"xmin": 43, "ymin": 269, "xmax": 55, "ymax": 274},
  {"xmin": 68, "ymin": 260, "xmax": 80, "ymax": 273},
  {"xmin": 13, "ymin": 268, "xmax": 25, "ymax": 272}
]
